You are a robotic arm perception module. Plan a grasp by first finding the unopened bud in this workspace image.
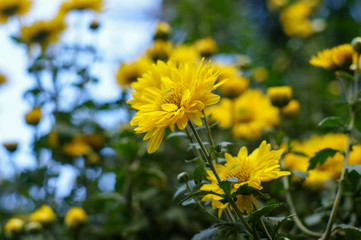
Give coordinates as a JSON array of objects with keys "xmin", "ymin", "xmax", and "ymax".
[
  {"xmin": 351, "ymin": 37, "xmax": 361, "ymax": 54},
  {"xmin": 177, "ymin": 172, "xmax": 190, "ymax": 183}
]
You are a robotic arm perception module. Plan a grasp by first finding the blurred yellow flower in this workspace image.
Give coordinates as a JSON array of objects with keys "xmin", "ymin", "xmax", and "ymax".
[
  {"xmin": 279, "ymin": 0, "xmax": 317, "ymax": 37},
  {"xmin": 48, "ymin": 129, "xmax": 59, "ymax": 148},
  {"xmin": 281, "ymin": 99, "xmax": 300, "ymax": 118},
  {"xmin": 60, "ymin": 0, "xmax": 104, "ymax": 13},
  {"xmin": 267, "ymin": 86, "xmax": 293, "ymax": 107},
  {"xmin": 216, "ymin": 65, "xmax": 249, "ymax": 98},
  {"xmin": 195, "ymin": 37, "xmax": 217, "ymax": 58},
  {"xmin": 146, "ymin": 40, "xmax": 172, "ymax": 62},
  {"xmin": 115, "ymin": 57, "xmax": 153, "ymax": 89},
  {"xmin": 201, "ymin": 141, "xmax": 290, "ymax": 217},
  {"xmin": 30, "ymin": 205, "xmax": 55, "ymax": 224},
  {"xmin": 127, "ymin": 59, "xmax": 223, "ymax": 153},
  {"xmin": 169, "ymin": 44, "xmax": 200, "ymax": 65},
  {"xmin": 252, "ymin": 67, "xmax": 269, "ymax": 82},
  {"xmin": 62, "ymin": 139, "xmax": 91, "ymax": 157},
  {"xmin": 0, "ymin": 73, "xmax": 7, "ymax": 84},
  {"xmin": 4, "ymin": 218, "xmax": 25, "ymax": 234},
  {"xmin": 0, "ymin": 0, "xmax": 32, "ymax": 23},
  {"xmin": 267, "ymin": 0, "xmax": 288, "ymax": 10},
  {"xmin": 20, "ymin": 15, "xmax": 66, "ymax": 47},
  {"xmin": 207, "ymin": 90, "xmax": 279, "ymax": 139},
  {"xmin": 310, "ymin": 44, "xmax": 357, "ymax": 72},
  {"xmin": 64, "ymin": 207, "xmax": 87, "ymax": 228},
  {"xmin": 154, "ymin": 21, "xmax": 171, "ymax": 40},
  {"xmin": 25, "ymin": 107, "xmax": 42, "ymax": 126},
  {"xmin": 81, "ymin": 133, "xmax": 104, "ymax": 151},
  {"xmin": 3, "ymin": 142, "xmax": 18, "ymax": 153},
  {"xmin": 284, "ymin": 133, "xmax": 361, "ymax": 186}
]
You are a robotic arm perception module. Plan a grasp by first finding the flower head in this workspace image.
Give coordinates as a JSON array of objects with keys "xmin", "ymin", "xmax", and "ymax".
[
  {"xmin": 30, "ymin": 205, "xmax": 55, "ymax": 224},
  {"xmin": 282, "ymin": 99, "xmax": 300, "ymax": 118},
  {"xmin": 195, "ymin": 37, "xmax": 218, "ymax": 58},
  {"xmin": 201, "ymin": 141, "xmax": 290, "ymax": 217},
  {"xmin": 310, "ymin": 44, "xmax": 357, "ymax": 72},
  {"xmin": 216, "ymin": 65, "xmax": 249, "ymax": 98},
  {"xmin": 60, "ymin": 0, "xmax": 104, "ymax": 13},
  {"xmin": 62, "ymin": 138, "xmax": 91, "ymax": 157},
  {"xmin": 154, "ymin": 21, "xmax": 171, "ymax": 40},
  {"xmin": 115, "ymin": 57, "xmax": 153, "ymax": 89},
  {"xmin": 146, "ymin": 40, "xmax": 172, "ymax": 62},
  {"xmin": 3, "ymin": 142, "xmax": 18, "ymax": 153},
  {"xmin": 207, "ymin": 89, "xmax": 279, "ymax": 139},
  {"xmin": 127, "ymin": 59, "xmax": 224, "ymax": 153},
  {"xmin": 0, "ymin": 0, "xmax": 32, "ymax": 24},
  {"xmin": 284, "ymin": 133, "xmax": 361, "ymax": 186},
  {"xmin": 0, "ymin": 73, "xmax": 7, "ymax": 84},
  {"xmin": 4, "ymin": 218, "xmax": 25, "ymax": 234},
  {"xmin": 64, "ymin": 207, "xmax": 87, "ymax": 228},
  {"xmin": 169, "ymin": 44, "xmax": 200, "ymax": 65},
  {"xmin": 20, "ymin": 15, "xmax": 66, "ymax": 47},
  {"xmin": 267, "ymin": 86, "xmax": 293, "ymax": 108},
  {"xmin": 25, "ymin": 107, "xmax": 42, "ymax": 126}
]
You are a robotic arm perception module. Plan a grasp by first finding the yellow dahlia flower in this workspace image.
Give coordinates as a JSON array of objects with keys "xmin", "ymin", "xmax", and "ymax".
[
  {"xmin": 207, "ymin": 89, "xmax": 279, "ymax": 139},
  {"xmin": 30, "ymin": 205, "xmax": 55, "ymax": 224},
  {"xmin": 60, "ymin": 0, "xmax": 104, "ymax": 13},
  {"xmin": 127, "ymin": 59, "xmax": 224, "ymax": 153},
  {"xmin": 146, "ymin": 40, "xmax": 173, "ymax": 62},
  {"xmin": 20, "ymin": 15, "xmax": 66, "ymax": 47},
  {"xmin": 310, "ymin": 44, "xmax": 357, "ymax": 72},
  {"xmin": 0, "ymin": 0, "xmax": 32, "ymax": 24},
  {"xmin": 216, "ymin": 65, "xmax": 249, "ymax": 98},
  {"xmin": 115, "ymin": 57, "xmax": 153, "ymax": 89},
  {"xmin": 64, "ymin": 207, "xmax": 87, "ymax": 228},
  {"xmin": 201, "ymin": 141, "xmax": 290, "ymax": 217},
  {"xmin": 195, "ymin": 37, "xmax": 218, "ymax": 58},
  {"xmin": 4, "ymin": 218, "xmax": 25, "ymax": 234},
  {"xmin": 154, "ymin": 21, "xmax": 171, "ymax": 40},
  {"xmin": 284, "ymin": 133, "xmax": 361, "ymax": 186},
  {"xmin": 169, "ymin": 44, "xmax": 201, "ymax": 65},
  {"xmin": 267, "ymin": 86, "xmax": 293, "ymax": 108}
]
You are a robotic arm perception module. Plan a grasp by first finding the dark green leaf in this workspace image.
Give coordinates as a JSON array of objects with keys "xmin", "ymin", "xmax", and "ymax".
[
  {"xmin": 231, "ymin": 184, "xmax": 270, "ymax": 200},
  {"xmin": 318, "ymin": 116, "xmax": 344, "ymax": 129},
  {"xmin": 191, "ymin": 227, "xmax": 219, "ymax": 240},
  {"xmin": 247, "ymin": 203, "xmax": 284, "ymax": 224},
  {"xmin": 346, "ymin": 165, "xmax": 361, "ymax": 175},
  {"xmin": 337, "ymin": 224, "xmax": 361, "ymax": 239},
  {"xmin": 193, "ymin": 164, "xmax": 206, "ymax": 188},
  {"xmin": 178, "ymin": 190, "xmax": 222, "ymax": 205},
  {"xmin": 308, "ymin": 148, "xmax": 338, "ymax": 170},
  {"xmin": 215, "ymin": 222, "xmax": 245, "ymax": 233},
  {"xmin": 268, "ymin": 215, "xmax": 294, "ymax": 239}
]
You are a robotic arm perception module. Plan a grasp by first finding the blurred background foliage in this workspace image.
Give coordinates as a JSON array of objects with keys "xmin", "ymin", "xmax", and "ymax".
[{"xmin": 1, "ymin": 0, "xmax": 361, "ymax": 239}]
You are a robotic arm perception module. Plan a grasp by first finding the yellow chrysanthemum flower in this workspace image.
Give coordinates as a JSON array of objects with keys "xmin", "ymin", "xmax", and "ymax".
[
  {"xmin": 207, "ymin": 89, "xmax": 279, "ymax": 139},
  {"xmin": 20, "ymin": 15, "xmax": 66, "ymax": 47},
  {"xmin": 64, "ymin": 207, "xmax": 87, "ymax": 228},
  {"xmin": 216, "ymin": 65, "xmax": 249, "ymax": 98},
  {"xmin": 279, "ymin": 0, "xmax": 317, "ymax": 37},
  {"xmin": 169, "ymin": 44, "xmax": 201, "ymax": 65},
  {"xmin": 116, "ymin": 57, "xmax": 153, "ymax": 89},
  {"xmin": 62, "ymin": 138, "xmax": 91, "ymax": 157},
  {"xmin": 267, "ymin": 0, "xmax": 288, "ymax": 10},
  {"xmin": 201, "ymin": 141, "xmax": 290, "ymax": 217},
  {"xmin": 146, "ymin": 40, "xmax": 173, "ymax": 62},
  {"xmin": 195, "ymin": 37, "xmax": 218, "ymax": 58},
  {"xmin": 30, "ymin": 205, "xmax": 56, "ymax": 225},
  {"xmin": 4, "ymin": 218, "xmax": 25, "ymax": 234},
  {"xmin": 127, "ymin": 59, "xmax": 224, "ymax": 153},
  {"xmin": 25, "ymin": 107, "xmax": 42, "ymax": 126},
  {"xmin": 154, "ymin": 21, "xmax": 171, "ymax": 40},
  {"xmin": 0, "ymin": 0, "xmax": 32, "ymax": 24},
  {"xmin": 281, "ymin": 99, "xmax": 300, "ymax": 118},
  {"xmin": 284, "ymin": 133, "xmax": 361, "ymax": 186},
  {"xmin": 267, "ymin": 86, "xmax": 293, "ymax": 108},
  {"xmin": 309, "ymin": 44, "xmax": 357, "ymax": 72},
  {"xmin": 60, "ymin": 0, "xmax": 104, "ymax": 13}
]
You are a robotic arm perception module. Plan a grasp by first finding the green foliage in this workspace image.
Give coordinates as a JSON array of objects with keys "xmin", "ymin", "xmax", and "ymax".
[{"xmin": 308, "ymin": 148, "xmax": 339, "ymax": 170}]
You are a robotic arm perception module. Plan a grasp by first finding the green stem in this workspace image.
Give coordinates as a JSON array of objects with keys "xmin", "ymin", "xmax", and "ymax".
[
  {"xmin": 202, "ymin": 110, "xmax": 218, "ymax": 164},
  {"xmin": 188, "ymin": 120, "xmax": 256, "ymax": 238},
  {"xmin": 260, "ymin": 217, "xmax": 272, "ymax": 240}
]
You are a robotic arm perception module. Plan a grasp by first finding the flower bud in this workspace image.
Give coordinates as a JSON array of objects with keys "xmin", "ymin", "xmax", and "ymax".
[
  {"xmin": 351, "ymin": 37, "xmax": 361, "ymax": 54},
  {"xmin": 281, "ymin": 99, "xmax": 300, "ymax": 118},
  {"xmin": 177, "ymin": 172, "xmax": 190, "ymax": 183},
  {"xmin": 0, "ymin": 73, "xmax": 7, "ymax": 85},
  {"xmin": 25, "ymin": 221, "xmax": 42, "ymax": 233},
  {"xmin": 65, "ymin": 207, "xmax": 87, "ymax": 228},
  {"xmin": 89, "ymin": 20, "xmax": 100, "ymax": 31},
  {"xmin": 25, "ymin": 107, "xmax": 42, "ymax": 126},
  {"xmin": 4, "ymin": 218, "xmax": 25, "ymax": 234},
  {"xmin": 195, "ymin": 37, "xmax": 217, "ymax": 58},
  {"xmin": 3, "ymin": 142, "xmax": 18, "ymax": 153},
  {"xmin": 267, "ymin": 86, "xmax": 293, "ymax": 108},
  {"xmin": 153, "ymin": 22, "xmax": 171, "ymax": 40}
]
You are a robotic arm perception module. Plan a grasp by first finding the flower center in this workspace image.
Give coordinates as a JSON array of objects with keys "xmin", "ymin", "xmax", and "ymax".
[
  {"xmin": 31, "ymin": 30, "xmax": 51, "ymax": 43},
  {"xmin": 2, "ymin": 5, "xmax": 19, "ymax": 16},
  {"xmin": 224, "ymin": 162, "xmax": 251, "ymax": 183},
  {"xmin": 162, "ymin": 89, "xmax": 182, "ymax": 108}
]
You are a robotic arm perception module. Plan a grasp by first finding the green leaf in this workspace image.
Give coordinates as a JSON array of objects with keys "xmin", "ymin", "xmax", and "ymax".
[
  {"xmin": 193, "ymin": 164, "xmax": 206, "ymax": 188},
  {"xmin": 247, "ymin": 203, "xmax": 285, "ymax": 225},
  {"xmin": 231, "ymin": 184, "xmax": 270, "ymax": 200},
  {"xmin": 218, "ymin": 178, "xmax": 237, "ymax": 196},
  {"xmin": 268, "ymin": 215, "xmax": 294, "ymax": 239},
  {"xmin": 346, "ymin": 165, "xmax": 361, "ymax": 175},
  {"xmin": 337, "ymin": 224, "xmax": 361, "ymax": 239},
  {"xmin": 167, "ymin": 131, "xmax": 186, "ymax": 139},
  {"xmin": 191, "ymin": 227, "xmax": 219, "ymax": 240},
  {"xmin": 215, "ymin": 222, "xmax": 246, "ymax": 233},
  {"xmin": 308, "ymin": 148, "xmax": 339, "ymax": 170},
  {"xmin": 178, "ymin": 190, "xmax": 222, "ymax": 205},
  {"xmin": 318, "ymin": 116, "xmax": 345, "ymax": 129}
]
